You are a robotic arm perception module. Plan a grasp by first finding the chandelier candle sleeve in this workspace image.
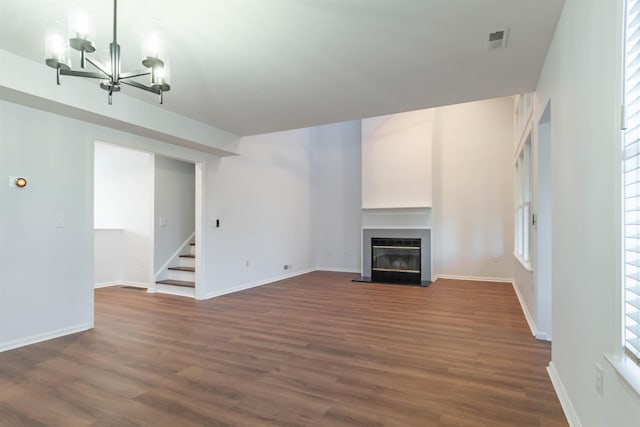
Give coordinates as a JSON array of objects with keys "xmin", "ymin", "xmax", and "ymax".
[{"xmin": 44, "ymin": 0, "xmax": 171, "ymax": 105}]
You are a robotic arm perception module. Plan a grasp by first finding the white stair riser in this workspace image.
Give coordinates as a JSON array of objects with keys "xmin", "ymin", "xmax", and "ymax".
[
  {"xmin": 167, "ymin": 270, "xmax": 195, "ymax": 281},
  {"xmin": 190, "ymin": 245, "xmax": 196, "ymax": 256},
  {"xmin": 155, "ymin": 284, "xmax": 195, "ymax": 298},
  {"xmin": 179, "ymin": 257, "xmax": 195, "ymax": 268}
]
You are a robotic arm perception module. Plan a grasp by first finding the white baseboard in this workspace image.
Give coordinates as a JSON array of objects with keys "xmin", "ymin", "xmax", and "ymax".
[
  {"xmin": 433, "ymin": 274, "xmax": 513, "ymax": 283},
  {"xmin": 315, "ymin": 267, "xmax": 361, "ymax": 274},
  {"xmin": 94, "ymin": 281, "xmax": 121, "ymax": 288},
  {"xmin": 154, "ymin": 283, "xmax": 195, "ymax": 298},
  {"xmin": 547, "ymin": 362, "xmax": 582, "ymax": 427},
  {"xmin": 511, "ymin": 280, "xmax": 538, "ymax": 337},
  {"xmin": 201, "ymin": 268, "xmax": 315, "ymax": 300},
  {"xmin": 94, "ymin": 281, "xmax": 149, "ymax": 289},
  {"xmin": 535, "ymin": 331, "xmax": 551, "ymax": 341},
  {"xmin": 0, "ymin": 323, "xmax": 92, "ymax": 353}
]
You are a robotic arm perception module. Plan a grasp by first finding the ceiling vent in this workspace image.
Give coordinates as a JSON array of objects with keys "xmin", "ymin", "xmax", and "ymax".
[{"xmin": 487, "ymin": 29, "xmax": 509, "ymax": 50}]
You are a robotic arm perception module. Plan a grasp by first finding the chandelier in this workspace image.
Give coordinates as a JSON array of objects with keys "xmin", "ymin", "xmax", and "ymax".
[{"xmin": 44, "ymin": 0, "xmax": 170, "ymax": 105}]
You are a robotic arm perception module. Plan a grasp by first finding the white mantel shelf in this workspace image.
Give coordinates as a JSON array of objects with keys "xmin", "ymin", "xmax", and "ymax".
[{"xmin": 361, "ymin": 206, "xmax": 431, "ymax": 210}]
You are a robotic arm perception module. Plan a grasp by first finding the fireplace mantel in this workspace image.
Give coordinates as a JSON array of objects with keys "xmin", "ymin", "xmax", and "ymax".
[{"xmin": 361, "ymin": 207, "xmax": 431, "ymax": 230}]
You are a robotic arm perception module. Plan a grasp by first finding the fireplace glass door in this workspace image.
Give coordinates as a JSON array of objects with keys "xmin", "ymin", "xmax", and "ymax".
[{"xmin": 371, "ymin": 238, "xmax": 421, "ymax": 284}]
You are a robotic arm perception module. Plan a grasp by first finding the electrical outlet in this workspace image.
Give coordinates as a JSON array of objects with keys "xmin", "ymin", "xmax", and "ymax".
[
  {"xmin": 55, "ymin": 213, "xmax": 65, "ymax": 228},
  {"xmin": 595, "ymin": 364, "xmax": 604, "ymax": 396},
  {"xmin": 283, "ymin": 264, "xmax": 289, "ymax": 270},
  {"xmin": 245, "ymin": 260, "xmax": 250, "ymax": 268}
]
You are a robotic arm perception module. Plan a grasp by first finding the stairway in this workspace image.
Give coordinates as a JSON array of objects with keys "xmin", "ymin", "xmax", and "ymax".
[{"xmin": 155, "ymin": 243, "xmax": 196, "ymax": 297}]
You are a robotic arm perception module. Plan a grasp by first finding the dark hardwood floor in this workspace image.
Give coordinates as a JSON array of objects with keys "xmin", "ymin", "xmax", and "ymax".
[{"xmin": 0, "ymin": 272, "xmax": 567, "ymax": 426}]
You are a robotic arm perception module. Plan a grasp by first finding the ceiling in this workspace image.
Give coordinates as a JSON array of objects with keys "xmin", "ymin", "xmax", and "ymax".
[{"xmin": 0, "ymin": 0, "xmax": 565, "ymax": 136}]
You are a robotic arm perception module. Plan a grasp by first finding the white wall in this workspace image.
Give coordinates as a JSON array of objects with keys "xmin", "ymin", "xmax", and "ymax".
[
  {"xmin": 535, "ymin": 0, "xmax": 640, "ymax": 425},
  {"xmin": 431, "ymin": 97, "xmax": 514, "ymax": 280},
  {"xmin": 0, "ymin": 100, "xmax": 93, "ymax": 349},
  {"xmin": 361, "ymin": 109, "xmax": 433, "ymax": 209},
  {"xmin": 310, "ymin": 121, "xmax": 362, "ymax": 272},
  {"xmin": 202, "ymin": 128, "xmax": 314, "ymax": 298},
  {"xmin": 0, "ymin": 97, "xmax": 228, "ymax": 351},
  {"xmin": 154, "ymin": 156, "xmax": 195, "ymax": 273},
  {"xmin": 94, "ymin": 142, "xmax": 153, "ymax": 287},
  {"xmin": 94, "ymin": 229, "xmax": 123, "ymax": 285}
]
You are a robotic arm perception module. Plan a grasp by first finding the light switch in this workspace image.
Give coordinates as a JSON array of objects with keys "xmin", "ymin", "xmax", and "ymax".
[{"xmin": 159, "ymin": 218, "xmax": 168, "ymax": 228}]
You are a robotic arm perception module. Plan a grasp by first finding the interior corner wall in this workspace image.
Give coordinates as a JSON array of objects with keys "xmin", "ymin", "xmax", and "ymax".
[
  {"xmin": 310, "ymin": 121, "xmax": 362, "ymax": 272},
  {"xmin": 202, "ymin": 128, "xmax": 314, "ymax": 297},
  {"xmin": 154, "ymin": 156, "xmax": 195, "ymax": 274},
  {"xmin": 94, "ymin": 142, "xmax": 153, "ymax": 286},
  {"xmin": 535, "ymin": 0, "xmax": 640, "ymax": 425},
  {"xmin": 431, "ymin": 97, "xmax": 515, "ymax": 280}
]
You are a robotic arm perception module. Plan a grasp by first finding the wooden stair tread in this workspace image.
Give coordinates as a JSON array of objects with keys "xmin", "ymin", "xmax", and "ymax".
[
  {"xmin": 189, "ymin": 243, "xmax": 195, "ymax": 246},
  {"xmin": 179, "ymin": 254, "xmax": 195, "ymax": 258},
  {"xmin": 168, "ymin": 266, "xmax": 195, "ymax": 272},
  {"xmin": 156, "ymin": 280, "xmax": 195, "ymax": 288}
]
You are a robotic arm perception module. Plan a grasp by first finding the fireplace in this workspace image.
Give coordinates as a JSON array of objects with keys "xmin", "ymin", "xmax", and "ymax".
[
  {"xmin": 356, "ymin": 227, "xmax": 432, "ymax": 286},
  {"xmin": 371, "ymin": 237, "xmax": 421, "ymax": 284}
]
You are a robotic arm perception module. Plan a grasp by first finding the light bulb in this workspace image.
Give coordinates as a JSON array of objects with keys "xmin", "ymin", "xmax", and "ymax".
[
  {"xmin": 68, "ymin": 11, "xmax": 92, "ymax": 40},
  {"xmin": 45, "ymin": 32, "xmax": 71, "ymax": 68},
  {"xmin": 142, "ymin": 32, "xmax": 164, "ymax": 60}
]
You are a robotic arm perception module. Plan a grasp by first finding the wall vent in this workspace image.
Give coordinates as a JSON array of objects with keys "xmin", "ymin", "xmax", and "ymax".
[{"xmin": 487, "ymin": 29, "xmax": 508, "ymax": 50}]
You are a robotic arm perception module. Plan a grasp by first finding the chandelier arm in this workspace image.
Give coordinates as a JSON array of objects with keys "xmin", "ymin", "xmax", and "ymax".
[
  {"xmin": 120, "ymin": 79, "xmax": 161, "ymax": 94},
  {"xmin": 85, "ymin": 56, "xmax": 112, "ymax": 77},
  {"xmin": 120, "ymin": 70, "xmax": 152, "ymax": 80},
  {"xmin": 60, "ymin": 69, "xmax": 110, "ymax": 80}
]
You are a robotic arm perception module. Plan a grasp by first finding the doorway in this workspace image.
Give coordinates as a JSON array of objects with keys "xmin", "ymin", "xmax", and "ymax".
[{"xmin": 93, "ymin": 141, "xmax": 202, "ymax": 298}]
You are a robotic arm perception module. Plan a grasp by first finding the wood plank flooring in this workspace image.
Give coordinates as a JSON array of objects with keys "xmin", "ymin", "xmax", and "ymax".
[{"xmin": 0, "ymin": 271, "xmax": 567, "ymax": 426}]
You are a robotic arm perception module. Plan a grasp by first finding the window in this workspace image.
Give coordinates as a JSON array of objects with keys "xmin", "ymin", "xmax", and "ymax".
[
  {"xmin": 515, "ymin": 134, "xmax": 532, "ymax": 266},
  {"xmin": 624, "ymin": 0, "xmax": 640, "ymax": 364}
]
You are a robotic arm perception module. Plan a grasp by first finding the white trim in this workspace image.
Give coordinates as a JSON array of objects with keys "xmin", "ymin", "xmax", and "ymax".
[
  {"xmin": 511, "ymin": 279, "xmax": 538, "ymax": 337},
  {"xmin": 362, "ymin": 226, "xmax": 432, "ymax": 230},
  {"xmin": 433, "ymin": 274, "xmax": 513, "ymax": 283},
  {"xmin": 94, "ymin": 281, "xmax": 121, "ymax": 288},
  {"xmin": 154, "ymin": 232, "xmax": 196, "ymax": 279},
  {"xmin": 0, "ymin": 323, "xmax": 92, "ymax": 353},
  {"xmin": 547, "ymin": 362, "xmax": 582, "ymax": 427},
  {"xmin": 148, "ymin": 154, "xmax": 157, "ymax": 292},
  {"xmin": 514, "ymin": 252, "xmax": 533, "ymax": 271},
  {"xmin": 514, "ymin": 113, "xmax": 534, "ymax": 158},
  {"xmin": 154, "ymin": 284, "xmax": 196, "ymax": 298},
  {"xmin": 202, "ymin": 268, "xmax": 315, "ymax": 300},
  {"xmin": 194, "ymin": 161, "xmax": 205, "ymax": 300},
  {"xmin": 315, "ymin": 267, "xmax": 361, "ymax": 273},
  {"xmin": 361, "ymin": 206, "xmax": 432, "ymax": 211},
  {"xmin": 94, "ymin": 281, "xmax": 149, "ymax": 289},
  {"xmin": 604, "ymin": 352, "xmax": 640, "ymax": 398}
]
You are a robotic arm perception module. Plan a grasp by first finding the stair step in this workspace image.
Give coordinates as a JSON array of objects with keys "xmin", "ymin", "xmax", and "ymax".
[
  {"xmin": 190, "ymin": 243, "xmax": 195, "ymax": 246},
  {"xmin": 179, "ymin": 254, "xmax": 195, "ymax": 258},
  {"xmin": 156, "ymin": 279, "xmax": 195, "ymax": 288},
  {"xmin": 168, "ymin": 266, "xmax": 195, "ymax": 272}
]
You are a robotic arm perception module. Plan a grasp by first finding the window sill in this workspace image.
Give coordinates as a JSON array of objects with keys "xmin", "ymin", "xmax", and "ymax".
[
  {"xmin": 514, "ymin": 253, "xmax": 533, "ymax": 272},
  {"xmin": 604, "ymin": 352, "xmax": 640, "ymax": 398}
]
